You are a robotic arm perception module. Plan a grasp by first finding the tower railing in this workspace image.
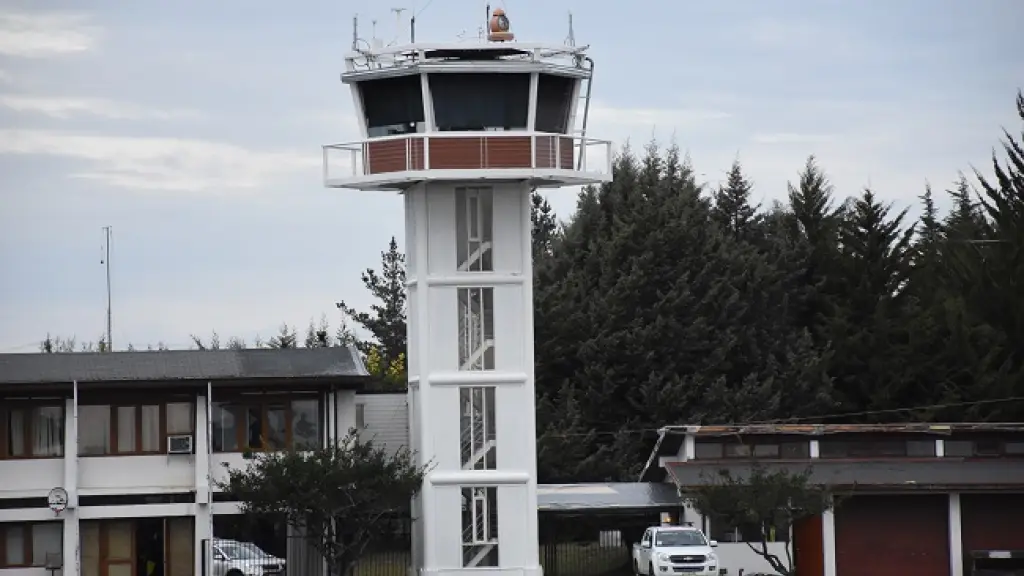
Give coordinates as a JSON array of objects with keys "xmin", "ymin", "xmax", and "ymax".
[{"xmin": 323, "ymin": 131, "xmax": 613, "ymax": 184}]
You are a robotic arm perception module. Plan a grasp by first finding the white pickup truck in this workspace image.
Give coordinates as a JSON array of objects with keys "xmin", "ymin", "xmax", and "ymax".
[{"xmin": 632, "ymin": 525, "xmax": 720, "ymax": 575}]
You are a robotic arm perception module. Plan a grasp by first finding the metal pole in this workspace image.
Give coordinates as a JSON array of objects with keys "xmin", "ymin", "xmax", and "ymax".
[{"xmin": 103, "ymin": 226, "xmax": 112, "ymax": 351}]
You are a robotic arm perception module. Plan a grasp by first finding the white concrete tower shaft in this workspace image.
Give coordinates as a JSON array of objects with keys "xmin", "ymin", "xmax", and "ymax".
[
  {"xmin": 324, "ymin": 35, "xmax": 611, "ymax": 576},
  {"xmin": 405, "ymin": 180, "xmax": 541, "ymax": 575}
]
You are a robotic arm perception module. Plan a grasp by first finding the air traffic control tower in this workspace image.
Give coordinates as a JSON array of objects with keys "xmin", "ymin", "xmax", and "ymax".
[{"xmin": 323, "ymin": 9, "xmax": 612, "ymax": 576}]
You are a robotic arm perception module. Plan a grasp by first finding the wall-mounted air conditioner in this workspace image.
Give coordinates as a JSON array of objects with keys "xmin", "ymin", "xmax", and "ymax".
[{"xmin": 167, "ymin": 434, "xmax": 194, "ymax": 454}]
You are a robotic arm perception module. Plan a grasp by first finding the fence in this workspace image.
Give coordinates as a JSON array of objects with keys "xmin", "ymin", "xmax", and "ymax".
[{"xmin": 203, "ymin": 512, "xmax": 642, "ymax": 576}]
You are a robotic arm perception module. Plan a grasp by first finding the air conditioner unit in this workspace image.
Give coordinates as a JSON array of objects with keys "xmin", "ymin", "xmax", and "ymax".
[{"xmin": 167, "ymin": 434, "xmax": 194, "ymax": 454}]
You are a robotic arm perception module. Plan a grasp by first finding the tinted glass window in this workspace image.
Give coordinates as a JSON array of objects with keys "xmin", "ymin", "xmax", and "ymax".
[
  {"xmin": 944, "ymin": 440, "xmax": 973, "ymax": 457},
  {"xmin": 907, "ymin": 440, "xmax": 936, "ymax": 457},
  {"xmin": 430, "ymin": 73, "xmax": 530, "ymax": 131},
  {"xmin": 359, "ymin": 75, "xmax": 425, "ymax": 137},
  {"xmin": 535, "ymin": 74, "xmax": 575, "ymax": 133},
  {"xmin": 781, "ymin": 442, "xmax": 810, "ymax": 458},
  {"xmin": 694, "ymin": 441, "xmax": 722, "ymax": 459}
]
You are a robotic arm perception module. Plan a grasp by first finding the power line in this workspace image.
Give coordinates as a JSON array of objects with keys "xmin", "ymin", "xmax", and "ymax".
[{"xmin": 538, "ymin": 395, "xmax": 1024, "ymax": 439}]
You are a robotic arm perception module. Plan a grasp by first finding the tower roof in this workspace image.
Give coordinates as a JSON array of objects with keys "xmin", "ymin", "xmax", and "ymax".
[{"xmin": 343, "ymin": 42, "xmax": 592, "ymax": 81}]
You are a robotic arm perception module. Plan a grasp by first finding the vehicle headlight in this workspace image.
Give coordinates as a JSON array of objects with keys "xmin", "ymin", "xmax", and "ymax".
[
  {"xmin": 707, "ymin": 552, "xmax": 717, "ymax": 563},
  {"xmin": 657, "ymin": 553, "xmax": 670, "ymax": 562}
]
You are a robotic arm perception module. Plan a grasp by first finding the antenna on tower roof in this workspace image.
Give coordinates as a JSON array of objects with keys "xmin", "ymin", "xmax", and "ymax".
[
  {"xmin": 566, "ymin": 11, "xmax": 576, "ymax": 46},
  {"xmin": 389, "ymin": 7, "xmax": 407, "ymax": 45}
]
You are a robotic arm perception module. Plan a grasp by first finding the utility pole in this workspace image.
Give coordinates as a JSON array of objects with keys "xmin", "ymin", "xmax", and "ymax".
[{"xmin": 101, "ymin": 226, "xmax": 113, "ymax": 352}]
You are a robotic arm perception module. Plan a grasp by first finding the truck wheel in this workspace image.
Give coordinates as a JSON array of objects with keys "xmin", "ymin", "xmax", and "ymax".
[
  {"xmin": 633, "ymin": 560, "xmax": 641, "ymax": 575},
  {"xmin": 648, "ymin": 562, "xmax": 654, "ymax": 576}
]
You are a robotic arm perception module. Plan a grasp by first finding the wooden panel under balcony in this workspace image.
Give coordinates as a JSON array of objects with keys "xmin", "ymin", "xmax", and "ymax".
[
  {"xmin": 533, "ymin": 135, "xmax": 574, "ymax": 170},
  {"xmin": 322, "ymin": 132, "xmax": 613, "ymax": 191},
  {"xmin": 429, "ymin": 136, "xmax": 533, "ymax": 171},
  {"xmin": 365, "ymin": 138, "xmax": 424, "ymax": 174}
]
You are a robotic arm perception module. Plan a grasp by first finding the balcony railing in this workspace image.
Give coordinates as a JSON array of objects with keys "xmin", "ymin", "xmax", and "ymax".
[{"xmin": 322, "ymin": 131, "xmax": 613, "ymax": 187}]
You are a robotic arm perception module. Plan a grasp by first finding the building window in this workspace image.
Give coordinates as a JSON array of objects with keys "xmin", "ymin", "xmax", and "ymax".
[
  {"xmin": 695, "ymin": 440, "xmax": 809, "ymax": 459},
  {"xmin": 0, "ymin": 523, "xmax": 62, "ymax": 568},
  {"xmin": 694, "ymin": 441, "xmax": 723, "ymax": 459},
  {"xmin": 430, "ymin": 73, "xmax": 530, "ymax": 132},
  {"xmin": 1, "ymin": 405, "xmax": 64, "ymax": 459},
  {"xmin": 211, "ymin": 396, "xmax": 321, "ymax": 452},
  {"xmin": 461, "ymin": 487, "xmax": 499, "ymax": 567},
  {"xmin": 945, "ymin": 438, "xmax": 1023, "ymax": 458},
  {"xmin": 456, "ymin": 187, "xmax": 494, "ymax": 272},
  {"xmin": 819, "ymin": 438, "xmax": 932, "ymax": 458},
  {"xmin": 78, "ymin": 401, "xmax": 195, "ymax": 456},
  {"xmin": 458, "ymin": 288, "xmax": 495, "ymax": 370},
  {"xmin": 358, "ymin": 75, "xmax": 425, "ymax": 138},
  {"xmin": 355, "ymin": 404, "xmax": 365, "ymax": 429},
  {"xmin": 535, "ymin": 74, "xmax": 575, "ymax": 134},
  {"xmin": 460, "ymin": 387, "xmax": 496, "ymax": 470}
]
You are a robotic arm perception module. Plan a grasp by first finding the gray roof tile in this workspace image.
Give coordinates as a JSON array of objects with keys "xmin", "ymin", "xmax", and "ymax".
[{"xmin": 0, "ymin": 347, "xmax": 368, "ymax": 386}]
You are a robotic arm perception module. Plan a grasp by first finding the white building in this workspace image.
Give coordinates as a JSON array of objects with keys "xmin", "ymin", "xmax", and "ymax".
[
  {"xmin": 322, "ymin": 13, "xmax": 612, "ymax": 575},
  {"xmin": 0, "ymin": 347, "xmax": 367, "ymax": 576}
]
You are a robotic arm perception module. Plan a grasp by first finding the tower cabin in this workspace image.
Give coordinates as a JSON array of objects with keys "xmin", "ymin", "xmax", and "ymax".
[{"xmin": 322, "ymin": 17, "xmax": 612, "ymax": 191}]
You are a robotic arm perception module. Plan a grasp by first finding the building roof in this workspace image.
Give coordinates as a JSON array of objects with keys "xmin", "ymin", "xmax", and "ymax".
[
  {"xmin": 665, "ymin": 459, "xmax": 1024, "ymax": 491},
  {"xmin": 639, "ymin": 422, "xmax": 1024, "ymax": 482},
  {"xmin": 537, "ymin": 482, "xmax": 680, "ymax": 512},
  {"xmin": 0, "ymin": 347, "xmax": 369, "ymax": 388},
  {"xmin": 661, "ymin": 423, "xmax": 1024, "ymax": 437}
]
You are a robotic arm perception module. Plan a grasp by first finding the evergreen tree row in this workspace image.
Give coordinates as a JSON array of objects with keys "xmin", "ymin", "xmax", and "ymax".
[
  {"xmin": 38, "ymin": 91, "xmax": 1024, "ymax": 483},
  {"xmin": 535, "ymin": 91, "xmax": 1024, "ymax": 481}
]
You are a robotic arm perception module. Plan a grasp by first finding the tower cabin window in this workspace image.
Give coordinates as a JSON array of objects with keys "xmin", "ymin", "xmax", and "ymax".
[
  {"xmin": 359, "ymin": 75, "xmax": 425, "ymax": 138},
  {"xmin": 535, "ymin": 74, "xmax": 575, "ymax": 134},
  {"xmin": 429, "ymin": 73, "xmax": 530, "ymax": 132}
]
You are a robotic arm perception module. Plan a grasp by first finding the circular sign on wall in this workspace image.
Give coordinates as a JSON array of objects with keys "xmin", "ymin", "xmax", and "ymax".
[{"xmin": 47, "ymin": 487, "xmax": 69, "ymax": 515}]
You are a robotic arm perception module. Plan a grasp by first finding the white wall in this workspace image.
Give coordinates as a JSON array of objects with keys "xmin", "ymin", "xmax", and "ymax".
[
  {"xmin": 0, "ymin": 460, "xmax": 63, "ymax": 499},
  {"xmin": 0, "ymin": 568, "xmax": 50, "ymax": 576},
  {"xmin": 79, "ymin": 456, "xmax": 195, "ymax": 494},
  {"xmin": 356, "ymin": 393, "xmax": 409, "ymax": 455},
  {"xmin": 715, "ymin": 543, "xmax": 790, "ymax": 575}
]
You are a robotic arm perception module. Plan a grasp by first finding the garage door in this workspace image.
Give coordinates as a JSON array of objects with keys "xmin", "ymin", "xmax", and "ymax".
[
  {"xmin": 961, "ymin": 493, "xmax": 1024, "ymax": 572},
  {"xmin": 835, "ymin": 494, "xmax": 949, "ymax": 576}
]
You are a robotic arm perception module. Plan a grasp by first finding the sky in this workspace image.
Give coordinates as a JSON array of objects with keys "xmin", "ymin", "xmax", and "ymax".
[{"xmin": 0, "ymin": 0, "xmax": 1021, "ymax": 352}]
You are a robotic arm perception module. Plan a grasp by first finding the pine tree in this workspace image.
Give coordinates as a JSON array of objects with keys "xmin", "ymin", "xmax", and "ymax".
[
  {"xmin": 337, "ymin": 237, "xmax": 407, "ymax": 371},
  {"xmin": 712, "ymin": 159, "xmax": 758, "ymax": 238}
]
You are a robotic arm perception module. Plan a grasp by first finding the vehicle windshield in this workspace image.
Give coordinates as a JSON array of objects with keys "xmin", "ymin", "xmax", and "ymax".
[
  {"xmin": 237, "ymin": 543, "xmax": 272, "ymax": 558},
  {"xmin": 218, "ymin": 544, "xmax": 264, "ymax": 561},
  {"xmin": 655, "ymin": 530, "xmax": 707, "ymax": 547}
]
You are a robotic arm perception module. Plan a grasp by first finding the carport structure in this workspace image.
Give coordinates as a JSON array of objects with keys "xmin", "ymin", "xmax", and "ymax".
[{"xmin": 537, "ymin": 482, "xmax": 683, "ymax": 576}]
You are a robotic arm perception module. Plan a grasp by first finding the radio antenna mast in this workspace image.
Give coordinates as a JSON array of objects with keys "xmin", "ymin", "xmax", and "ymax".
[
  {"xmin": 100, "ymin": 226, "xmax": 113, "ymax": 352},
  {"xmin": 390, "ymin": 8, "xmax": 407, "ymax": 44}
]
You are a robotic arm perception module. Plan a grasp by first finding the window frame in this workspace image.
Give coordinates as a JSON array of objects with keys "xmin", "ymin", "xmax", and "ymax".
[
  {"xmin": 0, "ymin": 401, "xmax": 66, "ymax": 460},
  {"xmin": 0, "ymin": 522, "xmax": 63, "ymax": 568},
  {"xmin": 945, "ymin": 437, "xmax": 1024, "ymax": 458},
  {"xmin": 76, "ymin": 396, "xmax": 196, "ymax": 457},
  {"xmin": 211, "ymin": 392, "xmax": 323, "ymax": 453}
]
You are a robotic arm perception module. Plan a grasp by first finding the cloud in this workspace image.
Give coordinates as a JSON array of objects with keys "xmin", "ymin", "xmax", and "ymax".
[
  {"xmin": 0, "ymin": 95, "xmax": 201, "ymax": 120},
  {"xmin": 751, "ymin": 133, "xmax": 837, "ymax": 145},
  {"xmin": 0, "ymin": 70, "xmax": 12, "ymax": 84},
  {"xmin": 744, "ymin": 18, "xmax": 822, "ymax": 50},
  {"xmin": 589, "ymin": 101, "xmax": 732, "ymax": 131},
  {"xmin": 0, "ymin": 12, "xmax": 100, "ymax": 58},
  {"xmin": 0, "ymin": 129, "xmax": 319, "ymax": 193}
]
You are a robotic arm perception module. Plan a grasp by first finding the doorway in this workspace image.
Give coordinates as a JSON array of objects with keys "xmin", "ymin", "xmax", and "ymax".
[{"xmin": 136, "ymin": 519, "xmax": 165, "ymax": 576}]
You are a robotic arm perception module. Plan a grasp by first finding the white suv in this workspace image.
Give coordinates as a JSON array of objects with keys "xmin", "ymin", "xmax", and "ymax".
[{"xmin": 633, "ymin": 526, "xmax": 720, "ymax": 575}]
